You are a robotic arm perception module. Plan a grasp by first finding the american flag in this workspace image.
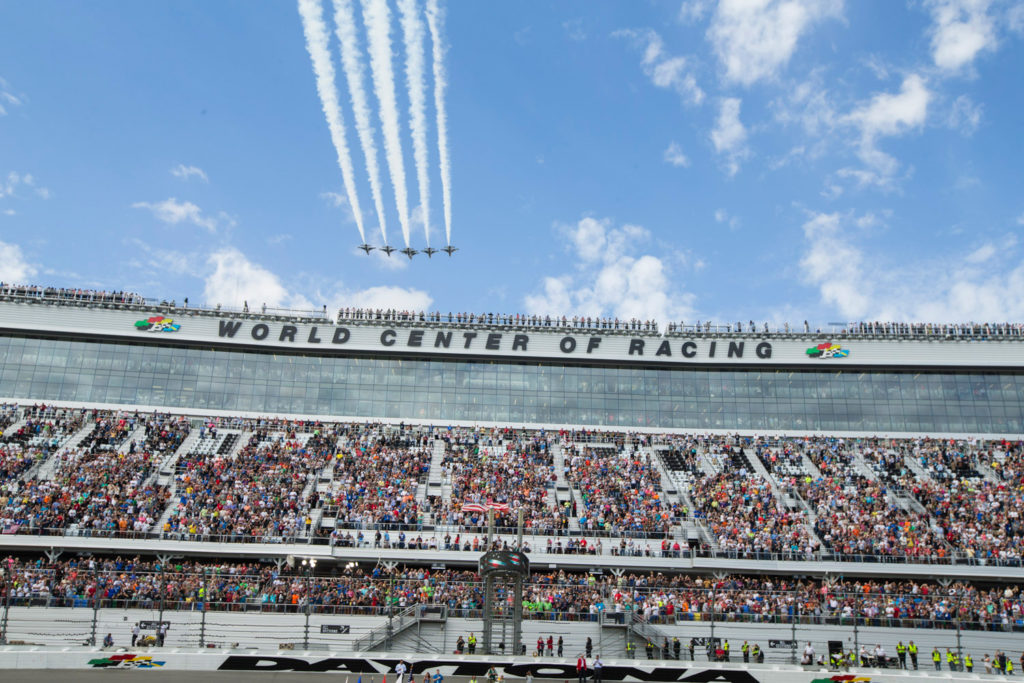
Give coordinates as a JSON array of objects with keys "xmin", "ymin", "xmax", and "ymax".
[{"xmin": 461, "ymin": 501, "xmax": 510, "ymax": 513}]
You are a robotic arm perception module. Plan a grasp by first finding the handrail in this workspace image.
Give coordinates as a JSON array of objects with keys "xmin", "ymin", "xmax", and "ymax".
[{"xmin": 351, "ymin": 605, "xmax": 419, "ymax": 652}]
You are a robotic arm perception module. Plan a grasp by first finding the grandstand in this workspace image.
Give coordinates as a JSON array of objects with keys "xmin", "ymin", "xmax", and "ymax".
[{"xmin": 0, "ymin": 289, "xmax": 1022, "ymax": 680}]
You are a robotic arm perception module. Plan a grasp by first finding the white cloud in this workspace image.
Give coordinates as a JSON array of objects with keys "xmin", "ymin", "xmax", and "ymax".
[
  {"xmin": 710, "ymin": 97, "xmax": 749, "ymax": 176},
  {"xmin": 965, "ymin": 242, "xmax": 997, "ymax": 263},
  {"xmin": 1010, "ymin": 2, "xmax": 1024, "ymax": 33},
  {"xmin": 663, "ymin": 142, "xmax": 690, "ymax": 167},
  {"xmin": 715, "ymin": 209, "xmax": 740, "ymax": 230},
  {"xmin": 1017, "ymin": 212, "xmax": 1024, "ymax": 226},
  {"xmin": 562, "ymin": 19, "xmax": 586, "ymax": 42},
  {"xmin": 132, "ymin": 198, "xmax": 220, "ymax": 232},
  {"xmin": 204, "ymin": 248, "xmax": 294, "ymax": 309},
  {"xmin": 126, "ymin": 238, "xmax": 203, "ymax": 278},
  {"xmin": 203, "ymin": 246, "xmax": 431, "ymax": 314},
  {"xmin": 800, "ymin": 211, "xmax": 1024, "ymax": 321},
  {"xmin": 708, "ymin": 0, "xmax": 844, "ymax": 86},
  {"xmin": 614, "ymin": 29, "xmax": 704, "ymax": 105},
  {"xmin": 0, "ymin": 172, "xmax": 51, "ymax": 201},
  {"xmin": 771, "ymin": 72, "xmax": 837, "ymax": 138},
  {"xmin": 947, "ymin": 94, "xmax": 982, "ymax": 135},
  {"xmin": 525, "ymin": 216, "xmax": 698, "ymax": 324},
  {"xmin": 0, "ymin": 77, "xmax": 22, "ymax": 117},
  {"xmin": 925, "ymin": 0, "xmax": 997, "ymax": 72},
  {"xmin": 841, "ymin": 74, "xmax": 931, "ymax": 189},
  {"xmin": 679, "ymin": 0, "xmax": 711, "ymax": 23},
  {"xmin": 335, "ymin": 285, "xmax": 432, "ymax": 311},
  {"xmin": 0, "ymin": 240, "xmax": 37, "ymax": 283},
  {"xmin": 170, "ymin": 164, "xmax": 209, "ymax": 182}
]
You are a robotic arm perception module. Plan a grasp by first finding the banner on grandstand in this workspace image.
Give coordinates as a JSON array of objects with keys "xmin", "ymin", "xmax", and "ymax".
[
  {"xmin": 768, "ymin": 640, "xmax": 798, "ymax": 649},
  {"xmin": 319, "ymin": 624, "xmax": 350, "ymax": 634}
]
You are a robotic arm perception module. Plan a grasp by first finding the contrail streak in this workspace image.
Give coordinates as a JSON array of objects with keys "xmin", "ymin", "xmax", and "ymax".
[
  {"xmin": 297, "ymin": 0, "xmax": 366, "ymax": 242},
  {"xmin": 360, "ymin": 0, "xmax": 412, "ymax": 248},
  {"xmin": 425, "ymin": 0, "xmax": 452, "ymax": 245},
  {"xmin": 397, "ymin": 0, "xmax": 431, "ymax": 246},
  {"xmin": 332, "ymin": 0, "xmax": 388, "ymax": 246}
]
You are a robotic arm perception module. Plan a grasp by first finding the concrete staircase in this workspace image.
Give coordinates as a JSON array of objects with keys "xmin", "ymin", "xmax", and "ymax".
[
  {"xmin": 34, "ymin": 422, "xmax": 96, "ymax": 480},
  {"xmin": 903, "ymin": 452, "xmax": 931, "ymax": 481},
  {"xmin": 423, "ymin": 438, "xmax": 447, "ymax": 504},
  {"xmin": 0, "ymin": 417, "xmax": 27, "ymax": 441},
  {"xmin": 799, "ymin": 452, "xmax": 823, "ymax": 479},
  {"xmin": 156, "ymin": 428, "xmax": 202, "ymax": 487},
  {"xmin": 116, "ymin": 425, "xmax": 146, "ymax": 454},
  {"xmin": 696, "ymin": 449, "xmax": 720, "ymax": 476},
  {"xmin": 850, "ymin": 452, "xmax": 882, "ymax": 481}
]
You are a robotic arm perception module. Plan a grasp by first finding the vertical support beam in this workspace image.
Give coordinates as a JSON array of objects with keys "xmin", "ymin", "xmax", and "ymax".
[
  {"xmin": 482, "ymin": 574, "xmax": 494, "ymax": 656},
  {"xmin": 382, "ymin": 560, "xmax": 397, "ymax": 651},
  {"xmin": 91, "ymin": 598, "xmax": 100, "ymax": 647},
  {"xmin": 853, "ymin": 594, "xmax": 859, "ymax": 665},
  {"xmin": 199, "ymin": 568, "xmax": 207, "ymax": 649},
  {"xmin": 1, "ymin": 580, "xmax": 11, "ymax": 645},
  {"xmin": 790, "ymin": 601, "xmax": 797, "ymax": 665}
]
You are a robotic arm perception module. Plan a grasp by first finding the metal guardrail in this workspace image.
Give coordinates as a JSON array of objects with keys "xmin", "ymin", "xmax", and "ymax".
[{"xmin": 3, "ymin": 525, "xmax": 1023, "ymax": 570}]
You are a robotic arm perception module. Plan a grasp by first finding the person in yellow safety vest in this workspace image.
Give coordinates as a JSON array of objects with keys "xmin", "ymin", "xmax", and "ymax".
[
  {"xmin": 933, "ymin": 648, "xmax": 942, "ymax": 671},
  {"xmin": 896, "ymin": 642, "xmax": 907, "ymax": 669},
  {"xmin": 625, "ymin": 642, "xmax": 635, "ymax": 659},
  {"xmin": 965, "ymin": 654, "xmax": 973, "ymax": 672},
  {"xmin": 946, "ymin": 649, "xmax": 954, "ymax": 671},
  {"xmin": 847, "ymin": 650, "xmax": 856, "ymax": 669},
  {"xmin": 908, "ymin": 641, "xmax": 918, "ymax": 670},
  {"xmin": 741, "ymin": 641, "xmax": 750, "ymax": 663},
  {"xmin": 752, "ymin": 644, "xmax": 762, "ymax": 664},
  {"xmin": 952, "ymin": 651, "xmax": 960, "ymax": 672},
  {"xmin": 1006, "ymin": 657, "xmax": 1013, "ymax": 675},
  {"xmin": 723, "ymin": 640, "xmax": 730, "ymax": 661},
  {"xmin": 468, "ymin": 633, "xmax": 477, "ymax": 655}
]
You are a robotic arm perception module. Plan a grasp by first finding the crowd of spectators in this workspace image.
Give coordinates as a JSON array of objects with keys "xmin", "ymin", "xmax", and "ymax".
[
  {"xmin": 2, "ymin": 555, "xmax": 1022, "ymax": 634},
  {"xmin": 140, "ymin": 414, "xmax": 191, "ymax": 456},
  {"xmin": 663, "ymin": 319, "xmax": 1024, "ymax": 338},
  {"xmin": 165, "ymin": 431, "xmax": 336, "ymax": 540},
  {"xmin": 1, "ymin": 447, "xmax": 167, "ymax": 535},
  {"xmin": 319, "ymin": 430, "xmax": 430, "ymax": 532},
  {"xmin": 1, "ymin": 554, "xmax": 270, "ymax": 608},
  {"xmin": 337, "ymin": 308, "xmax": 659, "ymax": 333},
  {"xmin": 565, "ymin": 445, "xmax": 677, "ymax": 536},
  {"xmin": 433, "ymin": 437, "xmax": 565, "ymax": 533},
  {"xmin": 0, "ymin": 400, "xmax": 1021, "ymax": 563},
  {"xmin": 690, "ymin": 473, "xmax": 816, "ymax": 558},
  {"xmin": 0, "ymin": 283, "xmax": 145, "ymax": 305},
  {"xmin": 1, "ymin": 405, "xmax": 85, "ymax": 450}
]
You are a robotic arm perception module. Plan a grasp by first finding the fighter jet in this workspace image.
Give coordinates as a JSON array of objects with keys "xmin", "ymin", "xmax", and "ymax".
[
  {"xmin": 358, "ymin": 244, "xmax": 375, "ymax": 254},
  {"xmin": 442, "ymin": 245, "xmax": 458, "ymax": 256},
  {"xmin": 422, "ymin": 247, "xmax": 438, "ymax": 258},
  {"xmin": 401, "ymin": 247, "xmax": 419, "ymax": 260},
  {"xmin": 380, "ymin": 245, "xmax": 397, "ymax": 256}
]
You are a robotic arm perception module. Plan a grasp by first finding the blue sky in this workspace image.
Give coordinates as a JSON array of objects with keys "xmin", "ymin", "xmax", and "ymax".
[{"xmin": 1, "ymin": 0, "xmax": 1023, "ymax": 326}]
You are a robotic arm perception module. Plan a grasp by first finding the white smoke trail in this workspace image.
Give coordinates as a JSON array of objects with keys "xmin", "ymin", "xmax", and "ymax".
[
  {"xmin": 397, "ymin": 0, "xmax": 431, "ymax": 246},
  {"xmin": 360, "ymin": 0, "xmax": 412, "ymax": 248},
  {"xmin": 332, "ymin": 0, "xmax": 389, "ymax": 246},
  {"xmin": 425, "ymin": 0, "xmax": 451, "ymax": 245},
  {"xmin": 297, "ymin": 0, "xmax": 366, "ymax": 242}
]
